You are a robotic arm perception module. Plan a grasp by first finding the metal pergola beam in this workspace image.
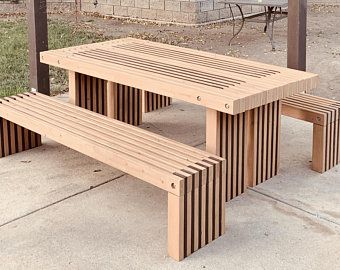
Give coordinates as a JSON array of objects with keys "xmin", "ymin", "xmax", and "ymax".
[
  {"xmin": 27, "ymin": 0, "xmax": 50, "ymax": 95},
  {"xmin": 287, "ymin": 0, "xmax": 307, "ymax": 71}
]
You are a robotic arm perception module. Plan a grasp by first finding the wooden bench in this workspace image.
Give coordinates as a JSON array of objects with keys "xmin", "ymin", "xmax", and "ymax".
[
  {"xmin": 0, "ymin": 92, "xmax": 226, "ymax": 261},
  {"xmin": 282, "ymin": 93, "xmax": 340, "ymax": 173}
]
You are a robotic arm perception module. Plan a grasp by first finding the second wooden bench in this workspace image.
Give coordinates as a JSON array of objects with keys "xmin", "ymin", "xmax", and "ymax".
[{"xmin": 282, "ymin": 93, "xmax": 340, "ymax": 173}]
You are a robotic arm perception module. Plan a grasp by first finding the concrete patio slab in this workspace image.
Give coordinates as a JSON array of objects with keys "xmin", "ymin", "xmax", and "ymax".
[
  {"xmin": 0, "ymin": 169, "xmax": 339, "ymax": 270},
  {"xmin": 0, "ymin": 140, "xmax": 125, "ymax": 226}
]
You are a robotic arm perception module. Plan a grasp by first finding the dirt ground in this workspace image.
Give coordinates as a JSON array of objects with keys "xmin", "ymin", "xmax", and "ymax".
[{"xmin": 48, "ymin": 4, "xmax": 339, "ymax": 100}]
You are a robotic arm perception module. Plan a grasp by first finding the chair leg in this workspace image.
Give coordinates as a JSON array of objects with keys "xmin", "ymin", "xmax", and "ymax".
[
  {"xmin": 0, "ymin": 117, "xmax": 41, "ymax": 158},
  {"xmin": 312, "ymin": 124, "xmax": 327, "ymax": 173}
]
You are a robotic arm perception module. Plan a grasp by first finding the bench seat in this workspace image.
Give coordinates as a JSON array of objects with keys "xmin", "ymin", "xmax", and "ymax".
[
  {"xmin": 282, "ymin": 93, "xmax": 340, "ymax": 173},
  {"xmin": 0, "ymin": 92, "xmax": 226, "ymax": 261}
]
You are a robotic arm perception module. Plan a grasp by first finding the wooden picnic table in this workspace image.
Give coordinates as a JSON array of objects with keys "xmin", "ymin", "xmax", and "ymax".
[{"xmin": 40, "ymin": 38, "xmax": 319, "ymax": 201}]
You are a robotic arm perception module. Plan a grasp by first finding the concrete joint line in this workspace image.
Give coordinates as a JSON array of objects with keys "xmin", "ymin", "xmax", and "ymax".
[
  {"xmin": 0, "ymin": 173, "xmax": 126, "ymax": 229},
  {"xmin": 248, "ymin": 187, "xmax": 340, "ymax": 227},
  {"xmin": 193, "ymin": 141, "xmax": 206, "ymax": 148}
]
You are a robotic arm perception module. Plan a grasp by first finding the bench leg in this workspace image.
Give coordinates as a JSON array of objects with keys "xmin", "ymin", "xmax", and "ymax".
[
  {"xmin": 0, "ymin": 117, "xmax": 41, "ymax": 158},
  {"xmin": 312, "ymin": 120, "xmax": 340, "ymax": 173},
  {"xmin": 68, "ymin": 71, "xmax": 143, "ymax": 126},
  {"xmin": 143, "ymin": 91, "xmax": 172, "ymax": 113},
  {"xmin": 168, "ymin": 162, "xmax": 226, "ymax": 261},
  {"xmin": 206, "ymin": 101, "xmax": 281, "ymax": 201}
]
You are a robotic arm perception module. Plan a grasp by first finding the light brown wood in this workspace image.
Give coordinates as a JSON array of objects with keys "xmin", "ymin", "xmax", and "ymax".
[
  {"xmin": 206, "ymin": 108, "xmax": 220, "ymax": 155},
  {"xmin": 40, "ymin": 38, "xmax": 319, "ymax": 115},
  {"xmin": 73, "ymin": 73, "xmax": 143, "ymax": 126},
  {"xmin": 0, "ymin": 117, "xmax": 41, "ymax": 158},
  {"xmin": 0, "ymin": 119, "xmax": 3, "ymax": 156},
  {"xmin": 282, "ymin": 93, "xmax": 340, "ymax": 173},
  {"xmin": 168, "ymin": 193, "xmax": 185, "ymax": 261},
  {"xmin": 68, "ymin": 70, "xmax": 78, "ymax": 105},
  {"xmin": 313, "ymin": 124, "xmax": 326, "ymax": 172},
  {"xmin": 143, "ymin": 91, "xmax": 172, "ymax": 113},
  {"xmin": 245, "ymin": 110, "xmax": 255, "ymax": 187},
  {"xmin": 206, "ymin": 101, "xmax": 281, "ymax": 201},
  {"xmin": 9, "ymin": 121, "xmax": 16, "ymax": 155},
  {"xmin": 107, "ymin": 81, "xmax": 116, "ymax": 118},
  {"xmin": 17, "ymin": 125, "xmax": 23, "ymax": 153},
  {"xmin": 2, "ymin": 119, "xmax": 10, "ymax": 156},
  {"xmin": 0, "ymin": 92, "xmax": 226, "ymax": 261}
]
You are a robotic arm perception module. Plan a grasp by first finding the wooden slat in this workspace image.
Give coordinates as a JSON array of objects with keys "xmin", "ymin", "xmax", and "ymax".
[
  {"xmin": 86, "ymin": 75, "xmax": 92, "ymax": 110},
  {"xmin": 9, "ymin": 121, "xmax": 16, "ymax": 155},
  {"xmin": 92, "ymin": 77, "xmax": 98, "ymax": 113},
  {"xmin": 168, "ymin": 193, "xmax": 185, "ymax": 261},
  {"xmin": 107, "ymin": 81, "xmax": 115, "ymax": 118},
  {"xmin": 262, "ymin": 104, "xmax": 268, "ymax": 182},
  {"xmin": 17, "ymin": 125, "xmax": 23, "ymax": 153},
  {"xmin": 238, "ymin": 114, "xmax": 243, "ymax": 195},
  {"xmin": 0, "ymin": 118, "xmax": 3, "ymax": 157},
  {"xmin": 257, "ymin": 106, "xmax": 263, "ymax": 184},
  {"xmin": 68, "ymin": 70, "xmax": 78, "ymax": 105},
  {"xmin": 2, "ymin": 119, "xmax": 10, "ymax": 156},
  {"xmin": 80, "ymin": 73, "xmax": 86, "ymax": 108},
  {"xmin": 313, "ymin": 125, "xmax": 326, "ymax": 173}
]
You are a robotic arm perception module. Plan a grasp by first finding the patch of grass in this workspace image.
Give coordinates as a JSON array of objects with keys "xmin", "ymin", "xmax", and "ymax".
[{"xmin": 0, "ymin": 18, "xmax": 109, "ymax": 98}]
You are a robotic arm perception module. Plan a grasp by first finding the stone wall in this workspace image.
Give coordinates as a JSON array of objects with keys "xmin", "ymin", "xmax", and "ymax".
[
  {"xmin": 0, "ymin": 0, "xmax": 262, "ymax": 23},
  {"xmin": 1, "ymin": 0, "xmax": 339, "ymax": 24},
  {"xmin": 0, "ymin": 0, "xmax": 74, "ymax": 14},
  {"xmin": 80, "ymin": 0, "xmax": 264, "ymax": 24}
]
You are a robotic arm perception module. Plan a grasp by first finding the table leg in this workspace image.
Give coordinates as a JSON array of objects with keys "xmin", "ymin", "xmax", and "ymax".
[
  {"xmin": 206, "ymin": 101, "xmax": 281, "ymax": 201},
  {"xmin": 68, "ymin": 71, "xmax": 78, "ymax": 106},
  {"xmin": 68, "ymin": 71, "xmax": 142, "ymax": 125},
  {"xmin": 143, "ymin": 91, "xmax": 172, "ymax": 113}
]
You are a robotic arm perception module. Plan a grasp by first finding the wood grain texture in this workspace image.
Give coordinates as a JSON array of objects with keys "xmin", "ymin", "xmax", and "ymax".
[
  {"xmin": 73, "ymin": 73, "xmax": 142, "ymax": 126},
  {"xmin": 282, "ymin": 93, "xmax": 340, "ymax": 173},
  {"xmin": 206, "ymin": 101, "xmax": 281, "ymax": 201},
  {"xmin": 40, "ymin": 38, "xmax": 319, "ymax": 115},
  {"xmin": 143, "ymin": 91, "xmax": 172, "ymax": 113},
  {"xmin": 0, "ymin": 117, "xmax": 41, "ymax": 158},
  {"xmin": 0, "ymin": 92, "xmax": 226, "ymax": 261}
]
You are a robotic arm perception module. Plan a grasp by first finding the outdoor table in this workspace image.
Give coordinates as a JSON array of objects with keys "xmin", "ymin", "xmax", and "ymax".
[
  {"xmin": 220, "ymin": 0, "xmax": 288, "ymax": 49},
  {"xmin": 40, "ymin": 38, "xmax": 318, "ymax": 201}
]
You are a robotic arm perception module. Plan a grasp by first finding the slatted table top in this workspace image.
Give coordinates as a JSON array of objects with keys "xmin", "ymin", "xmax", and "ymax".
[{"xmin": 40, "ymin": 38, "xmax": 318, "ymax": 115}]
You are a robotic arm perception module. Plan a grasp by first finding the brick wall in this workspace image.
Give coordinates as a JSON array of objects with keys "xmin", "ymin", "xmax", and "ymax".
[{"xmin": 1, "ymin": 0, "xmax": 339, "ymax": 24}]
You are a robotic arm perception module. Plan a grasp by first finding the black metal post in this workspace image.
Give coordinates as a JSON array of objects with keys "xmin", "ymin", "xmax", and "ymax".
[
  {"xmin": 27, "ymin": 0, "xmax": 50, "ymax": 95},
  {"xmin": 287, "ymin": 0, "xmax": 307, "ymax": 71}
]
